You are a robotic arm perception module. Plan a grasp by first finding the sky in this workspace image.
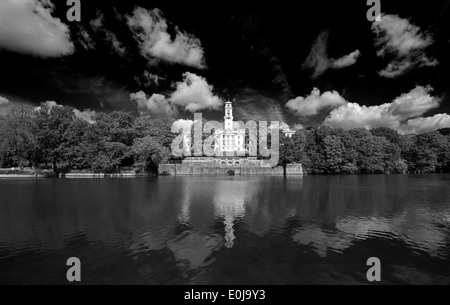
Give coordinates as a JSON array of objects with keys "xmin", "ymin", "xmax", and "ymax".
[{"xmin": 0, "ymin": 0, "xmax": 450, "ymax": 134}]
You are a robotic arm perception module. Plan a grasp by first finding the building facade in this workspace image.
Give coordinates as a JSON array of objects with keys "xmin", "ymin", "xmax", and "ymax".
[
  {"xmin": 214, "ymin": 101, "xmax": 246, "ymax": 153},
  {"xmin": 160, "ymin": 101, "xmax": 303, "ymax": 175},
  {"xmin": 181, "ymin": 101, "xmax": 297, "ymax": 156}
]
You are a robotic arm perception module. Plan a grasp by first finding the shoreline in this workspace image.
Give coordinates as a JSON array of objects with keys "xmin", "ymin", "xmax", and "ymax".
[
  {"xmin": 0, "ymin": 170, "xmax": 154, "ymax": 179},
  {"xmin": 0, "ymin": 172, "xmax": 448, "ymax": 179}
]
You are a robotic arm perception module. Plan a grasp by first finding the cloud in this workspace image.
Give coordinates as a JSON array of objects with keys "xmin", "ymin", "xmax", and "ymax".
[
  {"xmin": 33, "ymin": 100, "xmax": 96, "ymax": 124},
  {"xmin": 33, "ymin": 100, "xmax": 61, "ymax": 112},
  {"xmin": 130, "ymin": 91, "xmax": 177, "ymax": 119},
  {"xmin": 74, "ymin": 109, "xmax": 96, "ymax": 124},
  {"xmin": 302, "ymin": 30, "xmax": 361, "ymax": 79},
  {"xmin": 130, "ymin": 73, "xmax": 222, "ymax": 117},
  {"xmin": 285, "ymin": 88, "xmax": 348, "ymax": 117},
  {"xmin": 0, "ymin": 96, "xmax": 9, "ymax": 106},
  {"xmin": 332, "ymin": 50, "xmax": 361, "ymax": 69},
  {"xmin": 378, "ymin": 56, "xmax": 438, "ymax": 78},
  {"xmin": 127, "ymin": 7, "xmax": 206, "ymax": 68},
  {"xmin": 76, "ymin": 25, "xmax": 96, "ymax": 51},
  {"xmin": 399, "ymin": 114, "xmax": 450, "ymax": 134},
  {"xmin": 135, "ymin": 71, "xmax": 164, "ymax": 88},
  {"xmin": 170, "ymin": 72, "xmax": 222, "ymax": 112},
  {"xmin": 323, "ymin": 86, "xmax": 443, "ymax": 133},
  {"xmin": 90, "ymin": 11, "xmax": 126, "ymax": 56},
  {"xmin": 143, "ymin": 71, "xmax": 163, "ymax": 86},
  {"xmin": 324, "ymin": 102, "xmax": 400, "ymax": 130},
  {"xmin": 372, "ymin": 14, "xmax": 438, "ymax": 77},
  {"xmin": 0, "ymin": 0, "xmax": 74, "ymax": 57},
  {"xmin": 105, "ymin": 32, "xmax": 127, "ymax": 56},
  {"xmin": 302, "ymin": 31, "xmax": 330, "ymax": 79},
  {"xmin": 172, "ymin": 119, "xmax": 194, "ymax": 133},
  {"xmin": 389, "ymin": 86, "xmax": 440, "ymax": 119},
  {"xmin": 293, "ymin": 124, "xmax": 305, "ymax": 131}
]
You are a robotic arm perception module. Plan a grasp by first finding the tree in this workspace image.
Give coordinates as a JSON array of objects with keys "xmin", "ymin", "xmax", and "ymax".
[
  {"xmin": 0, "ymin": 107, "xmax": 37, "ymax": 168},
  {"xmin": 94, "ymin": 111, "xmax": 137, "ymax": 145},
  {"xmin": 323, "ymin": 135, "xmax": 345, "ymax": 174},
  {"xmin": 304, "ymin": 127, "xmax": 330, "ymax": 174},
  {"xmin": 132, "ymin": 136, "xmax": 170, "ymax": 173},
  {"xmin": 340, "ymin": 130, "xmax": 360, "ymax": 174},
  {"xmin": 379, "ymin": 137, "xmax": 402, "ymax": 174},
  {"xmin": 34, "ymin": 104, "xmax": 76, "ymax": 171},
  {"xmin": 59, "ymin": 118, "xmax": 91, "ymax": 170},
  {"xmin": 371, "ymin": 127, "xmax": 400, "ymax": 144},
  {"xmin": 279, "ymin": 132, "xmax": 307, "ymax": 166},
  {"xmin": 415, "ymin": 132, "xmax": 449, "ymax": 173},
  {"xmin": 91, "ymin": 142, "xmax": 130, "ymax": 173},
  {"xmin": 133, "ymin": 115, "xmax": 175, "ymax": 149},
  {"xmin": 360, "ymin": 136, "xmax": 386, "ymax": 174}
]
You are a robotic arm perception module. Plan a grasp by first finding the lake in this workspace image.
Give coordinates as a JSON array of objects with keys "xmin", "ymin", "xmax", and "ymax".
[{"xmin": 0, "ymin": 175, "xmax": 449, "ymax": 285}]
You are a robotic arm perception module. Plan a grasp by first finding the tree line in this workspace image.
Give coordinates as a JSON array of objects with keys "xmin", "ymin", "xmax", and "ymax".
[
  {"xmin": 280, "ymin": 126, "xmax": 450, "ymax": 175},
  {"xmin": 1, "ymin": 104, "xmax": 449, "ymax": 175},
  {"xmin": 0, "ymin": 105, "xmax": 174, "ymax": 174}
]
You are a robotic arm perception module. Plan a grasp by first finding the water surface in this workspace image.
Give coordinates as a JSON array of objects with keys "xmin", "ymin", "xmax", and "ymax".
[{"xmin": 0, "ymin": 175, "xmax": 449, "ymax": 284}]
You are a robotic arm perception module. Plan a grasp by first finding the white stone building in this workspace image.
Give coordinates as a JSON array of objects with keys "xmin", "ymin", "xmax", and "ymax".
[
  {"xmin": 214, "ymin": 101, "xmax": 246, "ymax": 154},
  {"xmin": 181, "ymin": 101, "xmax": 296, "ymax": 156}
]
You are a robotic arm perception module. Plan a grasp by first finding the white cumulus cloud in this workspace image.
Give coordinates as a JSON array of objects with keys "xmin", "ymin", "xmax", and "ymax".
[
  {"xmin": 0, "ymin": 96, "xmax": 9, "ymax": 105},
  {"xmin": 34, "ymin": 101, "xmax": 96, "ymax": 124},
  {"xmin": 0, "ymin": 0, "xmax": 74, "ymax": 57},
  {"xmin": 399, "ymin": 114, "xmax": 450, "ymax": 135},
  {"xmin": 372, "ymin": 14, "xmax": 438, "ymax": 78},
  {"xmin": 389, "ymin": 86, "xmax": 439, "ymax": 119},
  {"xmin": 323, "ymin": 86, "xmax": 444, "ymax": 134},
  {"xmin": 170, "ymin": 72, "xmax": 222, "ymax": 112},
  {"xmin": 285, "ymin": 88, "xmax": 348, "ymax": 117},
  {"xmin": 130, "ymin": 72, "xmax": 222, "ymax": 118},
  {"xmin": 34, "ymin": 100, "xmax": 61, "ymax": 112},
  {"xmin": 293, "ymin": 124, "xmax": 305, "ymax": 131},
  {"xmin": 127, "ymin": 7, "xmax": 206, "ymax": 69},
  {"xmin": 324, "ymin": 102, "xmax": 399, "ymax": 130},
  {"xmin": 74, "ymin": 109, "xmax": 96, "ymax": 124},
  {"xmin": 130, "ymin": 91, "xmax": 177, "ymax": 119}
]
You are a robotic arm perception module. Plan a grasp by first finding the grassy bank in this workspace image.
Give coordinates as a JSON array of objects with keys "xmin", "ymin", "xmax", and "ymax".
[{"xmin": 0, "ymin": 168, "xmax": 57, "ymax": 178}]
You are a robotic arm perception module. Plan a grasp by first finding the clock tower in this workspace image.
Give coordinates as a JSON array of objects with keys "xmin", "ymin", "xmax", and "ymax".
[{"xmin": 224, "ymin": 101, "xmax": 233, "ymax": 130}]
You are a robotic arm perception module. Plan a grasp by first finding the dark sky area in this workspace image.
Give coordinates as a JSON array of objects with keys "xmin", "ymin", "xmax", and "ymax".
[{"xmin": 0, "ymin": 0, "xmax": 449, "ymax": 133}]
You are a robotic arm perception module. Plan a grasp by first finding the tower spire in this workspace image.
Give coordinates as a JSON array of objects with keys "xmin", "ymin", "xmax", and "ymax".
[{"xmin": 224, "ymin": 101, "xmax": 233, "ymax": 130}]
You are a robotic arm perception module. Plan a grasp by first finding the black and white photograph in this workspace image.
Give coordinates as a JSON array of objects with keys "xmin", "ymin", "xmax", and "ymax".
[{"xmin": 0, "ymin": 0, "xmax": 450, "ymax": 290}]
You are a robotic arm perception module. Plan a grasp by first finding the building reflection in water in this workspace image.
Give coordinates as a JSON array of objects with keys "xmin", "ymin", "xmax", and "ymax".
[
  {"xmin": 175, "ymin": 177, "xmax": 265, "ymax": 249},
  {"xmin": 212, "ymin": 179, "xmax": 249, "ymax": 248},
  {"xmin": 177, "ymin": 177, "xmax": 193, "ymax": 226}
]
